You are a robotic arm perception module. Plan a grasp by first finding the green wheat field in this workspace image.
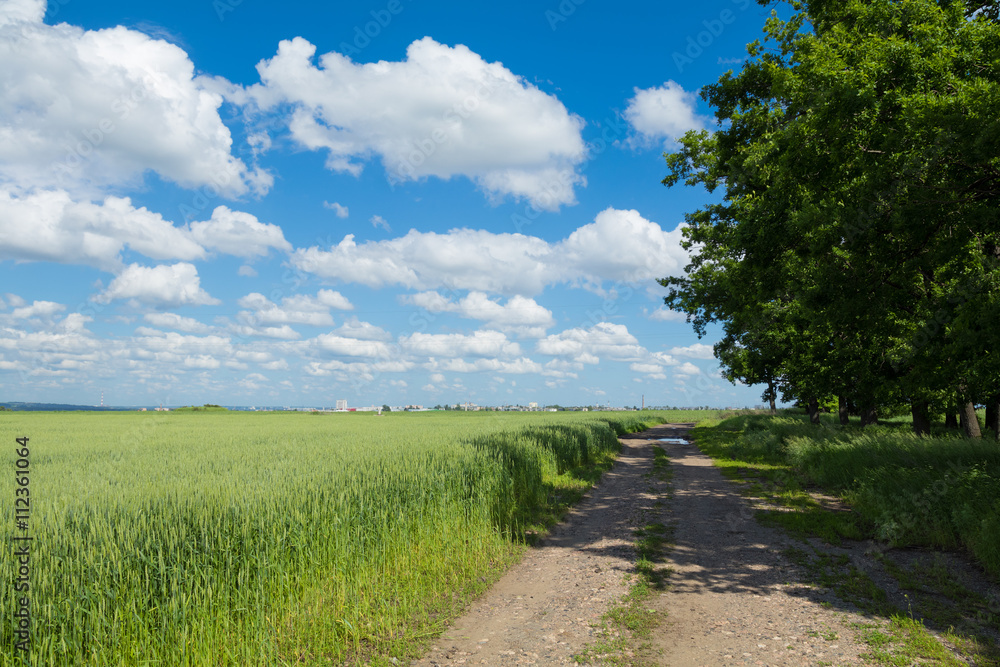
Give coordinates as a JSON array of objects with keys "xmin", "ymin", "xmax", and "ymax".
[{"xmin": 0, "ymin": 409, "xmax": 699, "ymax": 665}]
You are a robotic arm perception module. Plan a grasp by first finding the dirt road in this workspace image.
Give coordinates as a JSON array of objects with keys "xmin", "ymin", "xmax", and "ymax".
[
  {"xmin": 412, "ymin": 424, "xmax": 875, "ymax": 666},
  {"xmin": 647, "ymin": 426, "xmax": 873, "ymax": 666}
]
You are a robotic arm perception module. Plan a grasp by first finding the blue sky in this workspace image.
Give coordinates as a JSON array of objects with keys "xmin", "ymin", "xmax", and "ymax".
[{"xmin": 0, "ymin": 0, "xmax": 776, "ymax": 408}]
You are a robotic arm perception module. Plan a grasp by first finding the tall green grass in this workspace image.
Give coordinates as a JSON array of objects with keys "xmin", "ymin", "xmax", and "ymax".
[
  {"xmin": 700, "ymin": 413, "xmax": 1000, "ymax": 577},
  {"xmin": 0, "ymin": 409, "xmax": 691, "ymax": 665}
]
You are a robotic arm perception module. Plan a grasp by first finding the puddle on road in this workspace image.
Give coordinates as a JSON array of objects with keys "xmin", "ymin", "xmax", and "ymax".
[{"xmin": 657, "ymin": 438, "xmax": 688, "ymax": 444}]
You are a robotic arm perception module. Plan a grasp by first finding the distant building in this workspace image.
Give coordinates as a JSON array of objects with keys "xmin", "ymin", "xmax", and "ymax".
[{"xmin": 336, "ymin": 399, "xmax": 348, "ymax": 411}]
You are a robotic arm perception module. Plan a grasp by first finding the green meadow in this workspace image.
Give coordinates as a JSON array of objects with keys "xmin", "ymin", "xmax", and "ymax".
[{"xmin": 0, "ymin": 409, "xmax": 701, "ymax": 665}]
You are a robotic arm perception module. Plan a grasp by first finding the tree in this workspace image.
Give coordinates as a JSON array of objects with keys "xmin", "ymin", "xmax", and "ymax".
[{"xmin": 661, "ymin": 0, "xmax": 1000, "ymax": 432}]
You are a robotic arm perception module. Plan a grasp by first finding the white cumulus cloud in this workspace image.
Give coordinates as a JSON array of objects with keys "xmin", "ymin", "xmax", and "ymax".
[
  {"xmin": 95, "ymin": 262, "xmax": 219, "ymax": 307},
  {"xmin": 324, "ymin": 201, "xmax": 349, "ymax": 218},
  {"xmin": 0, "ymin": 12, "xmax": 268, "ymax": 196},
  {"xmin": 230, "ymin": 323, "xmax": 300, "ymax": 340},
  {"xmin": 560, "ymin": 208, "xmax": 688, "ymax": 287},
  {"xmin": 132, "ymin": 330, "xmax": 233, "ymax": 357},
  {"xmin": 184, "ymin": 355, "xmax": 221, "ymax": 370},
  {"xmin": 668, "ymin": 343, "xmax": 715, "ymax": 359},
  {"xmin": 249, "ymin": 37, "xmax": 586, "ymax": 210},
  {"xmin": 402, "ymin": 291, "xmax": 554, "ymax": 337},
  {"xmin": 537, "ymin": 322, "xmax": 646, "ymax": 364},
  {"xmin": 370, "ymin": 214, "xmax": 391, "ymax": 232},
  {"xmin": 293, "ymin": 228, "xmax": 554, "ymax": 294},
  {"xmin": 673, "ymin": 362, "xmax": 703, "ymax": 377},
  {"xmin": 429, "ymin": 357, "xmax": 542, "ymax": 374},
  {"xmin": 333, "ymin": 318, "xmax": 391, "ymax": 341},
  {"xmin": 189, "ymin": 206, "xmax": 292, "ymax": 258},
  {"xmin": 0, "ymin": 188, "xmax": 205, "ymax": 271},
  {"xmin": 0, "ymin": 0, "xmax": 45, "ymax": 25},
  {"xmin": 400, "ymin": 330, "xmax": 521, "ymax": 358},
  {"xmin": 314, "ymin": 334, "xmax": 394, "ymax": 359},
  {"xmin": 11, "ymin": 300, "xmax": 65, "ymax": 320},
  {"xmin": 292, "ymin": 208, "xmax": 687, "ymax": 295},
  {"xmin": 236, "ymin": 289, "xmax": 353, "ymax": 327},
  {"xmin": 624, "ymin": 81, "xmax": 709, "ymax": 147},
  {"xmin": 648, "ymin": 307, "xmax": 688, "ymax": 323},
  {"xmin": 143, "ymin": 312, "xmax": 214, "ymax": 334}
]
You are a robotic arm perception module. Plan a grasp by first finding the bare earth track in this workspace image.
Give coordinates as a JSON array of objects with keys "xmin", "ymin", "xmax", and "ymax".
[
  {"xmin": 413, "ymin": 426, "xmax": 662, "ymax": 665},
  {"xmin": 412, "ymin": 424, "xmax": 894, "ymax": 666},
  {"xmin": 647, "ymin": 426, "xmax": 874, "ymax": 666}
]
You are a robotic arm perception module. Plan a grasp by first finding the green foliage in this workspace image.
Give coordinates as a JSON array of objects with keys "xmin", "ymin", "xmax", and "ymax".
[
  {"xmin": 0, "ymin": 409, "xmax": 687, "ymax": 665},
  {"xmin": 661, "ymin": 0, "xmax": 1000, "ymax": 423}
]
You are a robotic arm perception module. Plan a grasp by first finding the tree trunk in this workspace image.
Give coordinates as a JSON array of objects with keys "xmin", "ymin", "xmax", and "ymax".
[
  {"xmin": 960, "ymin": 401, "xmax": 982, "ymax": 439},
  {"xmin": 807, "ymin": 398, "xmax": 821, "ymax": 425},
  {"xmin": 986, "ymin": 395, "xmax": 999, "ymax": 440},
  {"xmin": 838, "ymin": 395, "xmax": 850, "ymax": 425},
  {"xmin": 945, "ymin": 409, "xmax": 959, "ymax": 429},
  {"xmin": 860, "ymin": 404, "xmax": 878, "ymax": 427},
  {"xmin": 767, "ymin": 378, "xmax": 777, "ymax": 415},
  {"xmin": 910, "ymin": 399, "xmax": 931, "ymax": 436}
]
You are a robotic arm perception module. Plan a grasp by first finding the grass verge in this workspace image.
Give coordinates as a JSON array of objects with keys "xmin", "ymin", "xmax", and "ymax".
[{"xmin": 691, "ymin": 412, "xmax": 1000, "ymax": 666}]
